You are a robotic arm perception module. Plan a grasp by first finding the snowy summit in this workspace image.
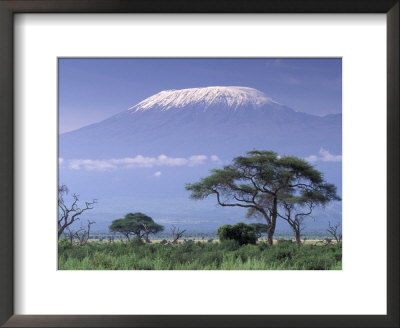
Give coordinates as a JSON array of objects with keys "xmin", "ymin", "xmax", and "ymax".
[{"xmin": 129, "ymin": 86, "xmax": 277, "ymax": 112}]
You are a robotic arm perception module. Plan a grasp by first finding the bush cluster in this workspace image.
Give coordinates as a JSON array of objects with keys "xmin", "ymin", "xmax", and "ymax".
[{"xmin": 217, "ymin": 222, "xmax": 257, "ymax": 246}]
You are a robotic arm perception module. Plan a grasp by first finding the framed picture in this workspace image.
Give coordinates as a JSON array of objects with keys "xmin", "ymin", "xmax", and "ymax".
[{"xmin": 0, "ymin": 0, "xmax": 398, "ymax": 327}]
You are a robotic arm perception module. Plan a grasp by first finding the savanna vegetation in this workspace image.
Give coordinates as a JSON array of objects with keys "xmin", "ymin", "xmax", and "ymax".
[
  {"xmin": 58, "ymin": 237, "xmax": 342, "ymax": 270},
  {"xmin": 58, "ymin": 150, "xmax": 342, "ymax": 270}
]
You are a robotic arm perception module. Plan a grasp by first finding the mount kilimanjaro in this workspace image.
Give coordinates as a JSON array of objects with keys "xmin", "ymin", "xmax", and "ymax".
[
  {"xmin": 59, "ymin": 86, "xmax": 342, "ymax": 232},
  {"xmin": 60, "ymin": 86, "xmax": 341, "ymax": 159}
]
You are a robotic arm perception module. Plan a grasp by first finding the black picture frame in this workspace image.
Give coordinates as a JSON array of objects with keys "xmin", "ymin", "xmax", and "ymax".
[{"xmin": 0, "ymin": 1, "xmax": 398, "ymax": 327}]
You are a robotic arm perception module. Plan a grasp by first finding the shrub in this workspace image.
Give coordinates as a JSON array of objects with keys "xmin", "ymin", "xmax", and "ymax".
[
  {"xmin": 236, "ymin": 244, "xmax": 260, "ymax": 262},
  {"xmin": 219, "ymin": 239, "xmax": 241, "ymax": 251},
  {"xmin": 58, "ymin": 237, "xmax": 72, "ymax": 250},
  {"xmin": 258, "ymin": 242, "xmax": 269, "ymax": 251},
  {"xmin": 198, "ymin": 251, "xmax": 223, "ymax": 267},
  {"xmin": 217, "ymin": 222, "xmax": 257, "ymax": 246},
  {"xmin": 128, "ymin": 237, "xmax": 145, "ymax": 247}
]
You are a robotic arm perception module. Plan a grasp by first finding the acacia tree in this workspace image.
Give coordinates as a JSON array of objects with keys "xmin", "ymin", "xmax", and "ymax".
[
  {"xmin": 58, "ymin": 184, "xmax": 97, "ymax": 239},
  {"xmin": 142, "ymin": 220, "xmax": 164, "ymax": 243},
  {"xmin": 186, "ymin": 150, "xmax": 340, "ymax": 245},
  {"xmin": 109, "ymin": 217, "xmax": 133, "ymax": 240},
  {"xmin": 109, "ymin": 212, "xmax": 164, "ymax": 241}
]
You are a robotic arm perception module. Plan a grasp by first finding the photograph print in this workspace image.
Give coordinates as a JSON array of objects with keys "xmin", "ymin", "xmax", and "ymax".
[{"xmin": 58, "ymin": 58, "xmax": 342, "ymax": 270}]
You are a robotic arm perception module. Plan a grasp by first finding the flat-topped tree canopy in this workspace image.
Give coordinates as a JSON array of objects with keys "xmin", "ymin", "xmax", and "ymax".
[{"xmin": 109, "ymin": 212, "xmax": 164, "ymax": 241}]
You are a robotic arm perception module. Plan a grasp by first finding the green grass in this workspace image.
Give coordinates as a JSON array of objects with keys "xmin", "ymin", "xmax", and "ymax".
[{"xmin": 58, "ymin": 239, "xmax": 342, "ymax": 270}]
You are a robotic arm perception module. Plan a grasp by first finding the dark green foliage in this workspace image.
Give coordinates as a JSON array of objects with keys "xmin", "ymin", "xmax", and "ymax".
[
  {"xmin": 219, "ymin": 239, "xmax": 241, "ymax": 251},
  {"xmin": 128, "ymin": 237, "xmax": 145, "ymax": 247},
  {"xmin": 258, "ymin": 242, "xmax": 269, "ymax": 251},
  {"xmin": 58, "ymin": 241, "xmax": 342, "ymax": 270},
  {"xmin": 58, "ymin": 237, "xmax": 72, "ymax": 251},
  {"xmin": 109, "ymin": 212, "xmax": 164, "ymax": 241},
  {"xmin": 217, "ymin": 223, "xmax": 257, "ymax": 245},
  {"xmin": 250, "ymin": 223, "xmax": 269, "ymax": 238}
]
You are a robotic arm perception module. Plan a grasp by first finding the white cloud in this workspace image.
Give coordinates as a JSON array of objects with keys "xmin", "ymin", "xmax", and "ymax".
[
  {"xmin": 305, "ymin": 148, "xmax": 342, "ymax": 163},
  {"xmin": 319, "ymin": 148, "xmax": 342, "ymax": 162},
  {"xmin": 188, "ymin": 155, "xmax": 207, "ymax": 166},
  {"xmin": 59, "ymin": 157, "xmax": 64, "ymax": 165},
  {"xmin": 67, "ymin": 154, "xmax": 209, "ymax": 171},
  {"xmin": 69, "ymin": 159, "xmax": 116, "ymax": 171},
  {"xmin": 154, "ymin": 171, "xmax": 162, "ymax": 177},
  {"xmin": 304, "ymin": 155, "xmax": 318, "ymax": 163}
]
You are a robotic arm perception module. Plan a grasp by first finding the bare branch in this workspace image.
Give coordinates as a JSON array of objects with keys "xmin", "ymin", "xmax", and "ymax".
[
  {"xmin": 327, "ymin": 221, "xmax": 342, "ymax": 243},
  {"xmin": 169, "ymin": 225, "xmax": 187, "ymax": 244},
  {"xmin": 58, "ymin": 184, "xmax": 97, "ymax": 239}
]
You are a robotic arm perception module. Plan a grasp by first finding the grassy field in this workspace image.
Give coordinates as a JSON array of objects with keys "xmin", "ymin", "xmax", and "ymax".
[{"xmin": 58, "ymin": 239, "xmax": 342, "ymax": 270}]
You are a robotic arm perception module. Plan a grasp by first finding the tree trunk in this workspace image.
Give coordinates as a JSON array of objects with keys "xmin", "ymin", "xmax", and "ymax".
[
  {"xmin": 267, "ymin": 219, "xmax": 277, "ymax": 245},
  {"xmin": 58, "ymin": 226, "xmax": 65, "ymax": 240},
  {"xmin": 267, "ymin": 229, "xmax": 274, "ymax": 245},
  {"xmin": 295, "ymin": 231, "xmax": 301, "ymax": 245},
  {"xmin": 145, "ymin": 232, "xmax": 150, "ymax": 243},
  {"xmin": 267, "ymin": 197, "xmax": 278, "ymax": 245}
]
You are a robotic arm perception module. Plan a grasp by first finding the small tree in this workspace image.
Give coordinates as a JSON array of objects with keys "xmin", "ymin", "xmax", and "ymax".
[
  {"xmin": 65, "ymin": 227, "xmax": 75, "ymax": 245},
  {"xmin": 109, "ymin": 217, "xmax": 132, "ymax": 240},
  {"xmin": 277, "ymin": 200, "xmax": 311, "ymax": 245},
  {"xmin": 74, "ymin": 220, "xmax": 96, "ymax": 246},
  {"xmin": 64, "ymin": 220, "xmax": 95, "ymax": 246},
  {"xmin": 275, "ymin": 188, "xmax": 339, "ymax": 245},
  {"xmin": 58, "ymin": 184, "xmax": 97, "ymax": 239},
  {"xmin": 327, "ymin": 221, "xmax": 342, "ymax": 244},
  {"xmin": 142, "ymin": 221, "xmax": 164, "ymax": 243},
  {"xmin": 170, "ymin": 225, "xmax": 186, "ymax": 244},
  {"xmin": 217, "ymin": 222, "xmax": 257, "ymax": 246},
  {"xmin": 109, "ymin": 212, "xmax": 164, "ymax": 241}
]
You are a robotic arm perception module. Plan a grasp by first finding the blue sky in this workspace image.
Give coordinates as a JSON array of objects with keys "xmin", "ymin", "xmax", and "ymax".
[{"xmin": 58, "ymin": 58, "xmax": 342, "ymax": 133}]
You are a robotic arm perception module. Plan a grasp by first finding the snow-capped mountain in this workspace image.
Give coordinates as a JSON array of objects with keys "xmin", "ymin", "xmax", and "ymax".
[
  {"xmin": 129, "ymin": 86, "xmax": 277, "ymax": 112},
  {"xmin": 60, "ymin": 86, "xmax": 341, "ymax": 158},
  {"xmin": 59, "ymin": 86, "xmax": 342, "ymax": 232}
]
